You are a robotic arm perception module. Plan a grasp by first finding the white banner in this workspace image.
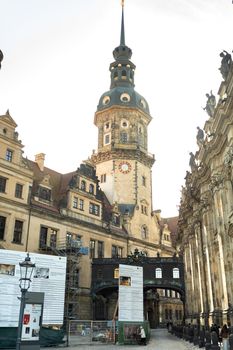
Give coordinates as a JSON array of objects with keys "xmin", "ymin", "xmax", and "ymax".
[
  {"xmin": 0, "ymin": 249, "xmax": 66, "ymax": 327},
  {"xmin": 119, "ymin": 264, "xmax": 143, "ymax": 322}
]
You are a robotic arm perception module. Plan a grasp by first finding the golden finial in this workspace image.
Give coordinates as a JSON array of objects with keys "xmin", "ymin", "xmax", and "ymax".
[{"xmin": 121, "ymin": 0, "xmax": 124, "ymax": 8}]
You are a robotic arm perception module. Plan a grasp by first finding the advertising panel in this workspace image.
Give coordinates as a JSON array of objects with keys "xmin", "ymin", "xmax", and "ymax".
[
  {"xmin": 21, "ymin": 303, "xmax": 42, "ymax": 341},
  {"xmin": 119, "ymin": 264, "xmax": 143, "ymax": 322},
  {"xmin": 0, "ymin": 249, "xmax": 66, "ymax": 327}
]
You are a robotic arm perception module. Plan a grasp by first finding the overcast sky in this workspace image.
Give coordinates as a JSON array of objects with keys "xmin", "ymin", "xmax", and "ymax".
[{"xmin": 0, "ymin": 0, "xmax": 233, "ymax": 217}]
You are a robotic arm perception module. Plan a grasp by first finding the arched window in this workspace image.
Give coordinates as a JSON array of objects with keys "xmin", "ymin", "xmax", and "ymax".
[
  {"xmin": 89, "ymin": 184, "xmax": 94, "ymax": 194},
  {"xmin": 155, "ymin": 267, "xmax": 162, "ymax": 279},
  {"xmin": 80, "ymin": 180, "xmax": 86, "ymax": 191},
  {"xmin": 122, "ymin": 70, "xmax": 127, "ymax": 79},
  {"xmin": 141, "ymin": 225, "xmax": 148, "ymax": 239},
  {"xmin": 173, "ymin": 268, "xmax": 180, "ymax": 279}
]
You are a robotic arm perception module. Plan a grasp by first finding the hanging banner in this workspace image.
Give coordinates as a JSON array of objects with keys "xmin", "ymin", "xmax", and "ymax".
[
  {"xmin": 119, "ymin": 264, "xmax": 143, "ymax": 322},
  {"xmin": 0, "ymin": 249, "xmax": 66, "ymax": 327}
]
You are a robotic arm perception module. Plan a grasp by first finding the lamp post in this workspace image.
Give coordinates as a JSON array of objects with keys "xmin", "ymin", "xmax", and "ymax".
[{"xmin": 16, "ymin": 253, "xmax": 35, "ymax": 350}]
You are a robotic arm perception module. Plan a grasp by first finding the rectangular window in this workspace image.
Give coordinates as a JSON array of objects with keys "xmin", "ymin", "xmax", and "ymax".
[
  {"xmin": 112, "ymin": 245, "xmax": 123, "ymax": 258},
  {"xmin": 5, "ymin": 149, "xmax": 13, "ymax": 162},
  {"xmin": 67, "ymin": 232, "xmax": 82, "ymax": 248},
  {"xmin": 118, "ymin": 247, "xmax": 123, "ymax": 258},
  {"xmin": 104, "ymin": 133, "xmax": 110, "ymax": 145},
  {"xmin": 73, "ymin": 197, "xmax": 78, "ymax": 208},
  {"xmin": 112, "ymin": 245, "xmax": 118, "ymax": 258},
  {"xmin": 13, "ymin": 220, "xmax": 23, "ymax": 244},
  {"xmin": 100, "ymin": 174, "xmax": 106, "ymax": 183},
  {"xmin": 173, "ymin": 268, "xmax": 180, "ymax": 279},
  {"xmin": 50, "ymin": 229, "xmax": 57, "ymax": 248},
  {"xmin": 0, "ymin": 177, "xmax": 7, "ymax": 193},
  {"xmin": 120, "ymin": 132, "xmax": 128, "ymax": 143},
  {"xmin": 90, "ymin": 239, "xmax": 96, "ymax": 258},
  {"xmin": 97, "ymin": 241, "xmax": 104, "ymax": 258},
  {"xmin": 15, "ymin": 183, "xmax": 23, "ymax": 198},
  {"xmin": 0, "ymin": 216, "xmax": 6, "ymax": 240},
  {"xmin": 155, "ymin": 268, "xmax": 162, "ymax": 278},
  {"xmin": 39, "ymin": 226, "xmax": 48, "ymax": 248},
  {"xmin": 79, "ymin": 199, "xmax": 84, "ymax": 210},
  {"xmin": 89, "ymin": 202, "xmax": 100, "ymax": 216}
]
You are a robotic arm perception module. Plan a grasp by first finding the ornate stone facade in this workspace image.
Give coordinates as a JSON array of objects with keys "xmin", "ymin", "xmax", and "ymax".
[{"xmin": 178, "ymin": 55, "xmax": 233, "ymax": 327}]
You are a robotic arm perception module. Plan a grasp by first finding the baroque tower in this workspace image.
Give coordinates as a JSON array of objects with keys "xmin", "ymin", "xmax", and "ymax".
[{"xmin": 91, "ymin": 3, "xmax": 170, "ymax": 253}]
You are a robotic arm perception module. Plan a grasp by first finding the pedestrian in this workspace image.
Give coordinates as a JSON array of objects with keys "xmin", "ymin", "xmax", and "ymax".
[
  {"xmin": 220, "ymin": 324, "xmax": 229, "ymax": 350},
  {"xmin": 139, "ymin": 325, "xmax": 146, "ymax": 345}
]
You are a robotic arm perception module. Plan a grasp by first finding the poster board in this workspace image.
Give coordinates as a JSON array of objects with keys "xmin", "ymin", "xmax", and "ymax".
[
  {"xmin": 21, "ymin": 303, "xmax": 42, "ymax": 341},
  {"xmin": 119, "ymin": 264, "xmax": 143, "ymax": 322},
  {"xmin": 0, "ymin": 249, "xmax": 66, "ymax": 327}
]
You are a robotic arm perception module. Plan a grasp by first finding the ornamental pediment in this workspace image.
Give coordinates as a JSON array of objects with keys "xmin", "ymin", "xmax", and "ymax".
[
  {"xmin": 40, "ymin": 174, "xmax": 52, "ymax": 188},
  {"xmin": 140, "ymin": 199, "xmax": 149, "ymax": 205}
]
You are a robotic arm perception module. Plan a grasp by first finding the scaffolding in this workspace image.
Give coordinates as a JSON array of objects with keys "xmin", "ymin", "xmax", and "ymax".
[{"xmin": 39, "ymin": 235, "xmax": 82, "ymax": 320}]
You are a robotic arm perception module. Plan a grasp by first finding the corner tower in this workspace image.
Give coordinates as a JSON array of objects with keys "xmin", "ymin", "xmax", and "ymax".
[{"xmin": 91, "ymin": 2, "xmax": 161, "ymax": 248}]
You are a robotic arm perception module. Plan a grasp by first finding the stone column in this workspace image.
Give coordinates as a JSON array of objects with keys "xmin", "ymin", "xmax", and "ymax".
[
  {"xmin": 202, "ymin": 212, "xmax": 214, "ymax": 326},
  {"xmin": 194, "ymin": 222, "xmax": 204, "ymax": 323}
]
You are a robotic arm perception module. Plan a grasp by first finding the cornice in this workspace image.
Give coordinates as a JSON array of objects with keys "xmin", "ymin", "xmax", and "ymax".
[
  {"xmin": 94, "ymin": 105, "xmax": 152, "ymax": 126},
  {"xmin": 91, "ymin": 149, "xmax": 155, "ymax": 168}
]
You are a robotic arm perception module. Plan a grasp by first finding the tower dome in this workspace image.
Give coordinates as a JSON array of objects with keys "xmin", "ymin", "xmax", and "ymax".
[{"xmin": 96, "ymin": 4, "xmax": 150, "ymax": 116}]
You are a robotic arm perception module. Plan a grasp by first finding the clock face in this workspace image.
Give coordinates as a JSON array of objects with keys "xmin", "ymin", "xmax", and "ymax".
[{"xmin": 119, "ymin": 161, "xmax": 132, "ymax": 174}]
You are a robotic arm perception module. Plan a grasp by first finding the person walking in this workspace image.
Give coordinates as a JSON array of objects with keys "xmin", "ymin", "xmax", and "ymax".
[
  {"xmin": 220, "ymin": 324, "xmax": 229, "ymax": 350},
  {"xmin": 139, "ymin": 326, "xmax": 146, "ymax": 345}
]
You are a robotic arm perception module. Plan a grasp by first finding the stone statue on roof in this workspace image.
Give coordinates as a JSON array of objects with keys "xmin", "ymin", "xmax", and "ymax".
[
  {"xmin": 0, "ymin": 50, "xmax": 3, "ymax": 69},
  {"xmin": 196, "ymin": 126, "xmax": 204, "ymax": 147},
  {"xmin": 219, "ymin": 50, "xmax": 232, "ymax": 80},
  {"xmin": 203, "ymin": 91, "xmax": 216, "ymax": 118},
  {"xmin": 189, "ymin": 152, "xmax": 197, "ymax": 172}
]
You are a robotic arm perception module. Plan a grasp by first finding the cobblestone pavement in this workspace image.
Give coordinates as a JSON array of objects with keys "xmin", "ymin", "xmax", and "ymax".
[{"xmin": 43, "ymin": 328, "xmax": 201, "ymax": 350}]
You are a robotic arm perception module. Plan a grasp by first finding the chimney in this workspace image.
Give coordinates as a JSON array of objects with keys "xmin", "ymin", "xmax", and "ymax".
[{"xmin": 35, "ymin": 153, "xmax": 45, "ymax": 172}]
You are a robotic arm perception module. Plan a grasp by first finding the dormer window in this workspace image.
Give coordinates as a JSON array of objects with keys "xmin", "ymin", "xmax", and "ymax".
[
  {"xmin": 38, "ymin": 186, "xmax": 51, "ymax": 201},
  {"xmin": 80, "ymin": 180, "xmax": 86, "ymax": 191},
  {"xmin": 102, "ymin": 96, "xmax": 110, "ymax": 105},
  {"xmin": 89, "ymin": 184, "xmax": 94, "ymax": 194},
  {"xmin": 120, "ymin": 93, "xmax": 130, "ymax": 102}
]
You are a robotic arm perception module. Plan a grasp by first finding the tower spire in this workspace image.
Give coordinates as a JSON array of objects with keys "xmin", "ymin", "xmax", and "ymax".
[{"xmin": 120, "ymin": 0, "xmax": 125, "ymax": 46}]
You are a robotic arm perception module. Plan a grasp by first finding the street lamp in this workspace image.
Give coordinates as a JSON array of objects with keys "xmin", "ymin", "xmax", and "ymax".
[{"xmin": 16, "ymin": 253, "xmax": 35, "ymax": 350}]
